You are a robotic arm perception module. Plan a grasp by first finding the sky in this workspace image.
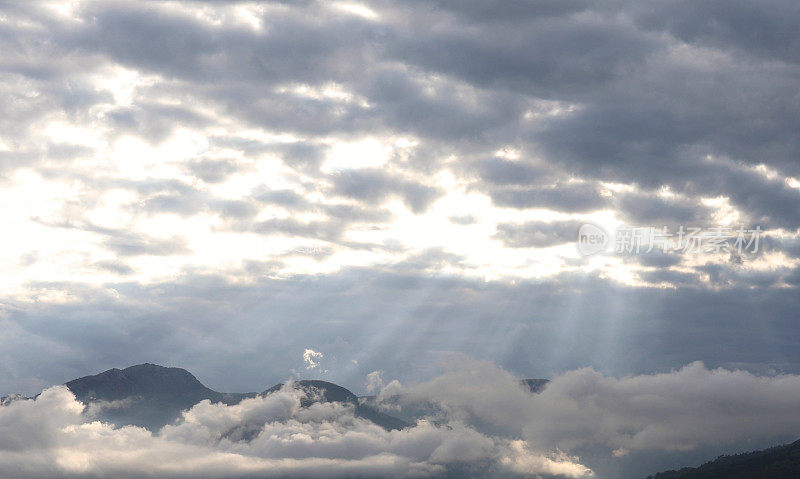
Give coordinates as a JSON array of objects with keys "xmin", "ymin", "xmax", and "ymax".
[
  {"xmin": 0, "ymin": 0, "xmax": 800, "ymax": 393},
  {"xmin": 3, "ymin": 1, "xmax": 800, "ymax": 477},
  {"xmin": 2, "ymin": 0, "xmax": 800, "ymax": 403}
]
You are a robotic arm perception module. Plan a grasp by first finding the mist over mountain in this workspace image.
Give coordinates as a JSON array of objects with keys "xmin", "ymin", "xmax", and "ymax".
[
  {"xmin": 264, "ymin": 379, "xmax": 409, "ymax": 431},
  {"xmin": 4, "ymin": 360, "xmax": 800, "ymax": 478},
  {"xmin": 50, "ymin": 364, "xmax": 800, "ymax": 478},
  {"xmin": 65, "ymin": 363, "xmax": 407, "ymax": 432},
  {"xmin": 65, "ymin": 364, "xmax": 256, "ymax": 431},
  {"xmin": 61, "ymin": 363, "xmax": 550, "ymax": 434}
]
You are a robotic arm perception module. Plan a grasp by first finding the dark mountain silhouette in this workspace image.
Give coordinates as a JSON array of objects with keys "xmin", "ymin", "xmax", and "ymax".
[
  {"xmin": 521, "ymin": 378, "xmax": 549, "ymax": 393},
  {"xmin": 264, "ymin": 379, "xmax": 359, "ymax": 404},
  {"xmin": 65, "ymin": 363, "xmax": 257, "ymax": 431},
  {"xmin": 62, "ymin": 364, "xmax": 407, "ymax": 432},
  {"xmin": 6, "ymin": 365, "xmax": 543, "ymax": 434},
  {"xmin": 646, "ymin": 439, "xmax": 800, "ymax": 479},
  {"xmin": 67, "ymin": 363, "xmax": 254, "ymax": 404}
]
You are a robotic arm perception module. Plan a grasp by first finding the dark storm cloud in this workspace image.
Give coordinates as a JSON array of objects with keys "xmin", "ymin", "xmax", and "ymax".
[
  {"xmin": 6, "ymin": 0, "xmax": 795, "ymax": 232},
  {"xmin": 331, "ymin": 168, "xmax": 443, "ymax": 214},
  {"xmin": 32, "ymin": 218, "xmax": 191, "ymax": 257},
  {"xmin": 487, "ymin": 182, "xmax": 607, "ymax": 212},
  {"xmin": 0, "ymin": 0, "xmax": 794, "ymax": 330},
  {"xmin": 6, "ymin": 0, "xmax": 800, "ymax": 190},
  {"xmin": 699, "ymin": 166, "xmax": 800, "ymax": 230},
  {"xmin": 384, "ymin": 1, "xmax": 658, "ymax": 97},
  {"xmin": 142, "ymin": 192, "xmax": 259, "ymax": 220},
  {"xmin": 627, "ymin": 0, "xmax": 800, "ymax": 65},
  {"xmin": 92, "ymin": 259, "xmax": 135, "ymax": 275},
  {"xmin": 184, "ymin": 158, "xmax": 243, "ymax": 184},
  {"xmin": 637, "ymin": 268, "xmax": 699, "ymax": 286},
  {"xmin": 248, "ymin": 217, "xmax": 344, "ymax": 241},
  {"xmin": 242, "ymin": 202, "xmax": 394, "ymax": 246},
  {"xmin": 448, "ymin": 214, "xmax": 476, "ymax": 225},
  {"xmin": 761, "ymin": 233, "xmax": 800, "ymax": 259},
  {"xmin": 141, "ymin": 193, "xmax": 205, "ymax": 217},
  {"xmin": 476, "ymin": 158, "xmax": 552, "ymax": 186},
  {"xmin": 4, "ymin": 267, "xmax": 800, "ymax": 399},
  {"xmin": 693, "ymin": 262, "xmax": 786, "ymax": 289},
  {"xmin": 106, "ymin": 103, "xmax": 212, "ymax": 145},
  {"xmin": 45, "ymin": 142, "xmax": 95, "ymax": 162},
  {"xmin": 493, "ymin": 220, "xmax": 583, "ymax": 248},
  {"xmin": 255, "ymin": 188, "xmax": 313, "ymax": 209},
  {"xmin": 393, "ymin": 247, "xmax": 468, "ymax": 272},
  {"xmin": 622, "ymin": 251, "xmax": 683, "ymax": 269},
  {"xmin": 612, "ymin": 191, "xmax": 714, "ymax": 226},
  {"xmin": 104, "ymin": 232, "xmax": 190, "ymax": 257},
  {"xmin": 406, "ymin": 0, "xmax": 592, "ymax": 23},
  {"xmin": 5, "ymin": 1, "xmax": 527, "ymax": 151},
  {"xmin": 383, "ymin": 0, "xmax": 800, "ymax": 227}
]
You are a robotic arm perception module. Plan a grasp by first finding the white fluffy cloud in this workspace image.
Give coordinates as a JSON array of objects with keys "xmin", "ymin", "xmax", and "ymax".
[
  {"xmin": 0, "ymin": 382, "xmax": 590, "ymax": 479},
  {"xmin": 6, "ymin": 358, "xmax": 800, "ymax": 478},
  {"xmin": 389, "ymin": 357, "xmax": 800, "ymax": 458},
  {"xmin": 303, "ymin": 349, "xmax": 324, "ymax": 370}
]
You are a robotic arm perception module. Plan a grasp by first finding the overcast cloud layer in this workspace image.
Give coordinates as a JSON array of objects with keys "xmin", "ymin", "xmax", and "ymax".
[{"xmin": 1, "ymin": 0, "xmax": 800, "ymax": 475}]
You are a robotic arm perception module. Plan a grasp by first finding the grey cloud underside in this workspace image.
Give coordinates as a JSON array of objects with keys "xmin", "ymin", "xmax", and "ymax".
[
  {"xmin": 494, "ymin": 220, "xmax": 584, "ymax": 248},
  {"xmin": 3, "ymin": 0, "xmax": 800, "ymax": 227},
  {"xmin": 4, "ymin": 266, "xmax": 800, "ymax": 400},
  {"xmin": 0, "ymin": 0, "xmax": 797, "ymax": 388},
  {"xmin": 331, "ymin": 168, "xmax": 443, "ymax": 214}
]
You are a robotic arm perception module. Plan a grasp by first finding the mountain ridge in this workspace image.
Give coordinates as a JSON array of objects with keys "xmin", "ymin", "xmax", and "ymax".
[
  {"xmin": 58, "ymin": 363, "xmax": 415, "ymax": 431},
  {"xmin": 646, "ymin": 438, "xmax": 800, "ymax": 479},
  {"xmin": 2, "ymin": 364, "xmax": 548, "ymax": 437}
]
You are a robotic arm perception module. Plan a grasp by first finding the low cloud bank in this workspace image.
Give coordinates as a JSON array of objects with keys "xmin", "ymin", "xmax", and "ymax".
[
  {"xmin": 386, "ymin": 358, "xmax": 800, "ymax": 467},
  {"xmin": 0, "ymin": 381, "xmax": 589, "ymax": 478},
  {"xmin": 4, "ymin": 359, "xmax": 800, "ymax": 478}
]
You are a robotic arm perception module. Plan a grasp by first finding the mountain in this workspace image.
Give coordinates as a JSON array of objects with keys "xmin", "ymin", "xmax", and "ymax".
[
  {"xmin": 646, "ymin": 439, "xmax": 800, "ymax": 479},
  {"xmin": 9, "ymin": 365, "xmax": 542, "ymax": 434},
  {"xmin": 61, "ymin": 364, "xmax": 407, "ymax": 432},
  {"xmin": 65, "ymin": 363, "xmax": 257, "ymax": 431}
]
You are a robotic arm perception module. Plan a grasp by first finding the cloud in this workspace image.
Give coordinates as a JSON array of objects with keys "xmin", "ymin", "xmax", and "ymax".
[
  {"xmin": 486, "ymin": 182, "xmax": 608, "ymax": 212},
  {"xmin": 91, "ymin": 259, "xmax": 134, "ymax": 275},
  {"xmin": 5, "ymin": 265, "xmax": 800, "ymax": 404},
  {"xmin": 403, "ymin": 358, "xmax": 800, "ymax": 452},
  {"xmin": 493, "ymin": 221, "xmax": 583, "ymax": 248},
  {"xmin": 1, "ymin": 3, "xmax": 800, "ymax": 477},
  {"xmin": 303, "ymin": 349, "xmax": 324, "ymax": 370},
  {"xmin": 378, "ymin": 357, "xmax": 800, "ymax": 477},
  {"xmin": 331, "ymin": 168, "xmax": 443, "ymax": 214},
  {"xmin": 476, "ymin": 158, "xmax": 552, "ymax": 186},
  {"xmin": 366, "ymin": 371, "xmax": 383, "ymax": 394},
  {"xmin": 8, "ymin": 358, "xmax": 800, "ymax": 478},
  {"xmin": 0, "ymin": 383, "xmax": 591, "ymax": 478}
]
